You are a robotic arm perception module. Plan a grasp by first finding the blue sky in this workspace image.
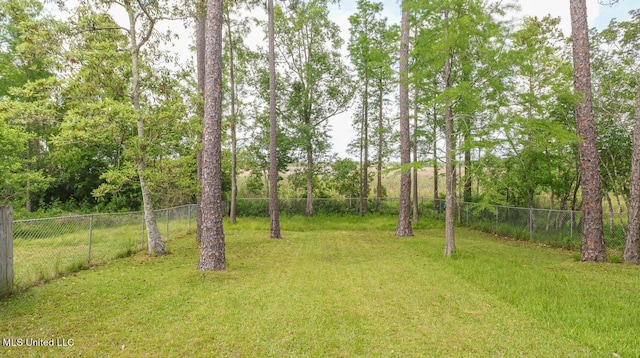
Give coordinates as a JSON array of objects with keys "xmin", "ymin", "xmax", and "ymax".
[{"xmin": 593, "ymin": 1, "xmax": 637, "ymax": 29}]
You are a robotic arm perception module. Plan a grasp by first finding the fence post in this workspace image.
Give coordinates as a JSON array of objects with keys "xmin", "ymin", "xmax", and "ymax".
[
  {"xmin": 88, "ymin": 215, "xmax": 94, "ymax": 263},
  {"xmin": 165, "ymin": 209, "xmax": 169, "ymax": 241},
  {"xmin": 1, "ymin": 206, "xmax": 13, "ymax": 297}
]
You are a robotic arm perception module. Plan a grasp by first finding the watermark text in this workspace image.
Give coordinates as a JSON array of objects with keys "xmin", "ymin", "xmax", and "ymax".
[{"xmin": 2, "ymin": 337, "xmax": 74, "ymax": 348}]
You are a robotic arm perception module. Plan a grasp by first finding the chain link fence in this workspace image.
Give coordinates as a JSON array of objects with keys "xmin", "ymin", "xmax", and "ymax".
[
  {"xmin": 9, "ymin": 198, "xmax": 627, "ymax": 291},
  {"xmin": 432, "ymin": 199, "xmax": 626, "ymax": 249},
  {"xmin": 233, "ymin": 197, "xmax": 627, "ymax": 249},
  {"xmin": 12, "ymin": 204, "xmax": 196, "ymax": 291}
]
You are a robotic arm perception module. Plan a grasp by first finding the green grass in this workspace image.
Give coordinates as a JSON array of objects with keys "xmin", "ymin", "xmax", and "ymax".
[
  {"xmin": 1, "ymin": 216, "xmax": 639, "ymax": 357},
  {"xmin": 11, "ymin": 213, "xmax": 190, "ymax": 291}
]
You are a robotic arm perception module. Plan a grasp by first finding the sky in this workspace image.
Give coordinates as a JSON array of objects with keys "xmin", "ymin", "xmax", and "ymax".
[
  {"xmin": 325, "ymin": 0, "xmax": 639, "ymax": 158},
  {"xmin": 52, "ymin": 0, "xmax": 639, "ymax": 158}
]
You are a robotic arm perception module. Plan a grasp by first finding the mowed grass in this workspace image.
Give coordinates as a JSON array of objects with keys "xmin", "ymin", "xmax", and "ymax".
[
  {"xmin": 12, "ymin": 215, "xmax": 191, "ymax": 291},
  {"xmin": 1, "ymin": 216, "xmax": 639, "ymax": 357},
  {"xmin": 12, "ymin": 223, "xmax": 142, "ymax": 290}
]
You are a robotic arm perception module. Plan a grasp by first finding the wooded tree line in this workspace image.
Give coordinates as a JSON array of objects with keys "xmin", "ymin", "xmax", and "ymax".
[{"xmin": 1, "ymin": 0, "xmax": 639, "ymax": 265}]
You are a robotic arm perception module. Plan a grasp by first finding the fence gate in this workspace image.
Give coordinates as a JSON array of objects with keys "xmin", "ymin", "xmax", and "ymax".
[{"xmin": 0, "ymin": 206, "xmax": 13, "ymax": 297}]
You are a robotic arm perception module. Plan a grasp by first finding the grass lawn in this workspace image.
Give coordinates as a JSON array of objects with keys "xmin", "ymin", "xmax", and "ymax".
[{"xmin": 1, "ymin": 216, "xmax": 638, "ymax": 357}]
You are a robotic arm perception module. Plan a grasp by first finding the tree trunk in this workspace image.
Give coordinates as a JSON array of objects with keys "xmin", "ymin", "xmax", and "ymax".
[
  {"xmin": 546, "ymin": 191, "xmax": 554, "ymax": 232},
  {"xmin": 306, "ymin": 147, "xmax": 314, "ymax": 217},
  {"xmin": 358, "ymin": 87, "xmax": 367, "ymax": 216},
  {"xmin": 606, "ymin": 193, "xmax": 614, "ymax": 236},
  {"xmin": 196, "ymin": 149, "xmax": 203, "ymax": 243},
  {"xmin": 25, "ymin": 138, "xmax": 34, "ymax": 212},
  {"xmin": 457, "ymin": 141, "xmax": 462, "ymax": 224},
  {"xmin": 198, "ymin": 0, "xmax": 226, "ymax": 271},
  {"xmin": 359, "ymin": 99, "xmax": 364, "ymax": 217},
  {"xmin": 363, "ymin": 76, "xmax": 369, "ymax": 215},
  {"xmin": 412, "ymin": 85, "xmax": 419, "ymax": 223},
  {"xmin": 195, "ymin": 0, "xmax": 205, "ymax": 243},
  {"xmin": 268, "ymin": 0, "xmax": 281, "ymax": 238},
  {"xmin": 528, "ymin": 186, "xmax": 536, "ymax": 234},
  {"xmin": 433, "ymin": 106, "xmax": 439, "ymax": 206},
  {"xmin": 395, "ymin": 5, "xmax": 413, "ymax": 237},
  {"xmin": 570, "ymin": 0, "xmax": 605, "ymax": 262},
  {"xmin": 464, "ymin": 134, "xmax": 472, "ymax": 203},
  {"xmin": 226, "ymin": 16, "xmax": 238, "ymax": 225},
  {"xmin": 571, "ymin": 172, "xmax": 581, "ymax": 212},
  {"xmin": 138, "ymin": 161, "xmax": 166, "ymax": 255},
  {"xmin": 376, "ymin": 79, "xmax": 384, "ymax": 211},
  {"xmin": 624, "ymin": 84, "xmax": 640, "ymax": 264},
  {"xmin": 604, "ymin": 150, "xmax": 628, "ymax": 235},
  {"xmin": 556, "ymin": 170, "xmax": 577, "ymax": 229},
  {"xmin": 126, "ymin": 5, "xmax": 166, "ymax": 256},
  {"xmin": 412, "ymin": 166, "xmax": 418, "ymax": 222},
  {"xmin": 443, "ymin": 10, "xmax": 455, "ymax": 256},
  {"xmin": 545, "ymin": 149, "xmax": 554, "ymax": 231}
]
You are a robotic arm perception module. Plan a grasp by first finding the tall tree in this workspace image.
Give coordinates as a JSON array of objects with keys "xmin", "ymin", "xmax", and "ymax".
[
  {"xmin": 124, "ymin": 0, "xmax": 168, "ymax": 255},
  {"xmin": 592, "ymin": 23, "xmax": 632, "ymax": 237},
  {"xmin": 504, "ymin": 16, "xmax": 577, "ymax": 231},
  {"xmin": 349, "ymin": 0, "xmax": 396, "ymax": 215},
  {"xmin": 240, "ymin": 42, "xmax": 296, "ymax": 202},
  {"xmin": 57, "ymin": 2, "xmax": 196, "ymax": 213},
  {"xmin": 570, "ymin": 0, "xmax": 606, "ymax": 262},
  {"xmin": 223, "ymin": 0, "xmax": 256, "ymax": 224},
  {"xmin": 606, "ymin": 10, "xmax": 640, "ymax": 264},
  {"xmin": 369, "ymin": 19, "xmax": 397, "ymax": 211},
  {"xmin": 198, "ymin": 0, "xmax": 226, "ymax": 271},
  {"xmin": 412, "ymin": 46, "xmax": 420, "ymax": 223},
  {"xmin": 68, "ymin": 0, "xmax": 175, "ymax": 255},
  {"xmin": 275, "ymin": 0, "xmax": 353, "ymax": 217},
  {"xmin": 412, "ymin": 109, "xmax": 419, "ymax": 222},
  {"xmin": 349, "ymin": 0, "xmax": 383, "ymax": 216},
  {"xmin": 58, "ymin": 8, "xmax": 141, "ymax": 212},
  {"xmin": 395, "ymin": 1, "xmax": 413, "ymax": 236},
  {"xmin": 442, "ymin": 8, "xmax": 455, "ymax": 255},
  {"xmin": 223, "ymin": 5, "xmax": 239, "ymax": 224},
  {"xmin": 195, "ymin": 0, "xmax": 205, "ymax": 242},
  {"xmin": 267, "ymin": 0, "xmax": 281, "ymax": 238},
  {"xmin": 626, "ymin": 81, "xmax": 640, "ymax": 264},
  {"xmin": 410, "ymin": 32, "xmax": 442, "ymax": 208},
  {"xmin": 411, "ymin": 0, "xmax": 512, "ymax": 251}
]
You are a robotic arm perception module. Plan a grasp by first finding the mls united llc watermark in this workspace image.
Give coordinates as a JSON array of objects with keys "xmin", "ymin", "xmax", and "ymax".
[{"xmin": 2, "ymin": 337, "xmax": 74, "ymax": 347}]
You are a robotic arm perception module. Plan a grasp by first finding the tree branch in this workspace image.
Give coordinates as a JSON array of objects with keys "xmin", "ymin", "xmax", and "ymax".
[{"xmin": 135, "ymin": 0, "xmax": 156, "ymax": 52}]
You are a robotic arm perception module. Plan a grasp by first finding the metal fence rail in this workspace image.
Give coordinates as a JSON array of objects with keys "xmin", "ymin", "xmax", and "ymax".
[{"xmin": 12, "ymin": 205, "xmax": 196, "ymax": 291}]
